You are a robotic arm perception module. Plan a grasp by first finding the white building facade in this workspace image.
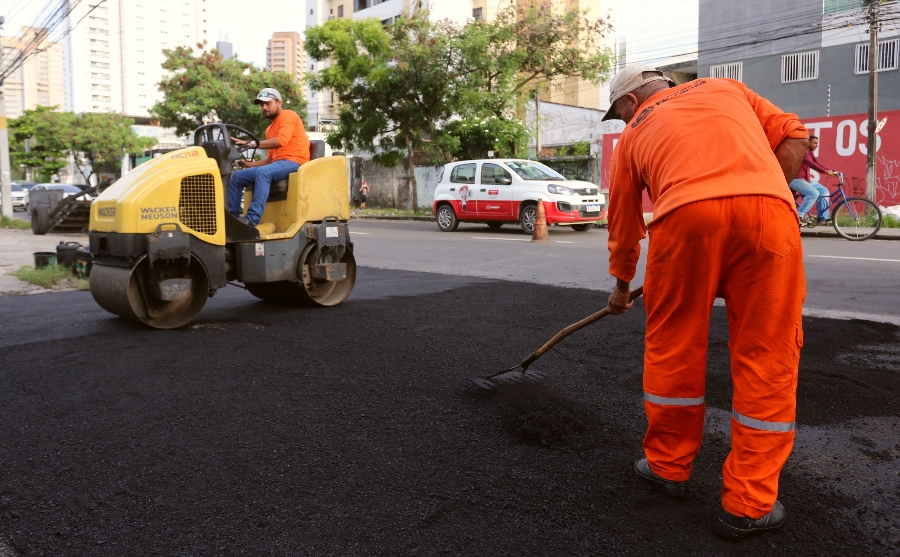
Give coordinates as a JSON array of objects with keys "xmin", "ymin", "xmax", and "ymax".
[{"xmin": 65, "ymin": 0, "xmax": 210, "ymax": 116}]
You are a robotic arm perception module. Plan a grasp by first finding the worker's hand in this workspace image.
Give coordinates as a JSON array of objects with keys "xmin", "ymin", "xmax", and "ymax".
[
  {"xmin": 235, "ymin": 159, "xmax": 251, "ymax": 169},
  {"xmin": 231, "ymin": 137, "xmax": 246, "ymax": 146},
  {"xmin": 606, "ymin": 280, "xmax": 634, "ymax": 315}
]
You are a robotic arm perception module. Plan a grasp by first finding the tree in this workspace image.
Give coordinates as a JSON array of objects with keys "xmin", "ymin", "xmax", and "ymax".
[
  {"xmin": 9, "ymin": 106, "xmax": 75, "ymax": 181},
  {"xmin": 151, "ymin": 46, "xmax": 307, "ymax": 137},
  {"xmin": 306, "ymin": 11, "xmax": 467, "ymax": 213},
  {"xmin": 65, "ymin": 113, "xmax": 157, "ymax": 184}
]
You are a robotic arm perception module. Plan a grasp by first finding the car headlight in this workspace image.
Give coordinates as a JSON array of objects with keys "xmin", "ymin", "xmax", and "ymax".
[{"xmin": 547, "ymin": 184, "xmax": 574, "ymax": 195}]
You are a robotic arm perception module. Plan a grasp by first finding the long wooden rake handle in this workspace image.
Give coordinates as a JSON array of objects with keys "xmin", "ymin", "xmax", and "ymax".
[{"xmin": 515, "ymin": 286, "xmax": 644, "ymax": 372}]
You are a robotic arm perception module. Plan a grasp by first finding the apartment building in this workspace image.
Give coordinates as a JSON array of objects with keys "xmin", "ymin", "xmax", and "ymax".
[
  {"xmin": 1, "ymin": 27, "xmax": 66, "ymax": 118},
  {"xmin": 267, "ymin": 32, "xmax": 306, "ymax": 80},
  {"xmin": 699, "ymin": 0, "xmax": 900, "ymax": 118},
  {"xmin": 64, "ymin": 0, "xmax": 210, "ymax": 117},
  {"xmin": 308, "ymin": 0, "xmax": 610, "ymax": 117}
]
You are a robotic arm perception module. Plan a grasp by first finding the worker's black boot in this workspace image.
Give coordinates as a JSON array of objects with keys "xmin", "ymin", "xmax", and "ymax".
[
  {"xmin": 633, "ymin": 458, "xmax": 690, "ymax": 499},
  {"xmin": 714, "ymin": 501, "xmax": 786, "ymax": 540}
]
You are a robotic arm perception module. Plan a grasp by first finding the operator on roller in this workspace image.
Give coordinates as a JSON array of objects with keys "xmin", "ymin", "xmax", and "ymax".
[
  {"xmin": 228, "ymin": 88, "xmax": 311, "ymax": 227},
  {"xmin": 602, "ymin": 64, "xmax": 808, "ymax": 540}
]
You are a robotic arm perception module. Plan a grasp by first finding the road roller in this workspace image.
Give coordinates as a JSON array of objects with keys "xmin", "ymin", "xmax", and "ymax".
[{"xmin": 88, "ymin": 123, "xmax": 356, "ymax": 329}]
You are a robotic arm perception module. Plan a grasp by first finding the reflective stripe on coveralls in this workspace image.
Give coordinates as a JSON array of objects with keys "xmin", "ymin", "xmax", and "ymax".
[
  {"xmin": 732, "ymin": 409, "xmax": 795, "ymax": 433},
  {"xmin": 644, "ymin": 393, "xmax": 705, "ymax": 406}
]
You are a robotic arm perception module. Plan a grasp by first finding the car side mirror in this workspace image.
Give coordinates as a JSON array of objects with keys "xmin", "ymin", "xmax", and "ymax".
[{"xmin": 497, "ymin": 175, "xmax": 512, "ymax": 185}]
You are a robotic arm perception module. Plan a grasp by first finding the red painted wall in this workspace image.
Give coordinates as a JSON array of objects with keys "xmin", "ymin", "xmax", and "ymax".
[{"xmin": 601, "ymin": 110, "xmax": 900, "ymax": 212}]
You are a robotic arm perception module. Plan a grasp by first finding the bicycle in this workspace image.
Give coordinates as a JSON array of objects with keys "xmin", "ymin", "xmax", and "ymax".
[{"xmin": 795, "ymin": 172, "xmax": 883, "ymax": 241}]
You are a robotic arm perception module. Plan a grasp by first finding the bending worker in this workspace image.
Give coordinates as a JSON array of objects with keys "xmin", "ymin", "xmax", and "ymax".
[
  {"xmin": 602, "ymin": 64, "xmax": 808, "ymax": 540},
  {"xmin": 789, "ymin": 135, "xmax": 837, "ymax": 225},
  {"xmin": 228, "ymin": 88, "xmax": 310, "ymax": 227}
]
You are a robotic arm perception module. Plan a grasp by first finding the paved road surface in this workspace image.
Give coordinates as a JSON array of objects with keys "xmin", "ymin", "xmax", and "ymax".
[{"xmin": 348, "ymin": 220, "xmax": 900, "ymax": 324}]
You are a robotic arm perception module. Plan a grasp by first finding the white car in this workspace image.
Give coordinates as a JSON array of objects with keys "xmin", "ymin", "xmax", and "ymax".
[
  {"xmin": 0, "ymin": 184, "xmax": 28, "ymax": 211},
  {"xmin": 25, "ymin": 184, "xmax": 93, "ymax": 212},
  {"xmin": 432, "ymin": 159, "xmax": 606, "ymax": 234}
]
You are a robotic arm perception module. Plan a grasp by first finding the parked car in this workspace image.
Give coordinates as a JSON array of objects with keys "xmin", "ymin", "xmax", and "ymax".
[
  {"xmin": 432, "ymin": 159, "xmax": 606, "ymax": 234},
  {"xmin": 25, "ymin": 184, "xmax": 93, "ymax": 212},
  {"xmin": 0, "ymin": 184, "xmax": 28, "ymax": 211}
]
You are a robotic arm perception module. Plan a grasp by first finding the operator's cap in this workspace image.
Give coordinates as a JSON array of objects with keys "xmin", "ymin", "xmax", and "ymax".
[
  {"xmin": 601, "ymin": 63, "xmax": 674, "ymax": 121},
  {"xmin": 253, "ymin": 88, "xmax": 282, "ymax": 104}
]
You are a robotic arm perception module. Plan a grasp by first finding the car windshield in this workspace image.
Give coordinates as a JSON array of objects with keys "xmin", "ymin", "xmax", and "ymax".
[
  {"xmin": 54, "ymin": 185, "xmax": 82, "ymax": 193},
  {"xmin": 503, "ymin": 161, "xmax": 566, "ymax": 181},
  {"xmin": 11, "ymin": 184, "xmax": 22, "ymax": 192}
]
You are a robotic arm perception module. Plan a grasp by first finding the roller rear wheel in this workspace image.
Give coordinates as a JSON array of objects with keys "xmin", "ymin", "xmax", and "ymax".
[
  {"xmin": 245, "ymin": 243, "xmax": 356, "ymax": 307},
  {"xmin": 90, "ymin": 256, "xmax": 210, "ymax": 329}
]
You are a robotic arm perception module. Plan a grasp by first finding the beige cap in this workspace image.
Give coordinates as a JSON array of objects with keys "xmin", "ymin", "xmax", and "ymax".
[{"xmin": 601, "ymin": 63, "xmax": 674, "ymax": 121}]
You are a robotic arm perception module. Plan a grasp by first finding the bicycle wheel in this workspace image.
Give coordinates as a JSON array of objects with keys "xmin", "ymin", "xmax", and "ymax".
[{"xmin": 832, "ymin": 197, "xmax": 882, "ymax": 241}]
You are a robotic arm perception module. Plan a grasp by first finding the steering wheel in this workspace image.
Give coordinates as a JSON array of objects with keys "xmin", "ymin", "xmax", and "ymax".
[{"xmin": 193, "ymin": 123, "xmax": 261, "ymax": 167}]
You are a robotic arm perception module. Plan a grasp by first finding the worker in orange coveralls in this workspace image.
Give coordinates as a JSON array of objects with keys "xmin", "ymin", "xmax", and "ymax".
[{"xmin": 602, "ymin": 63, "xmax": 809, "ymax": 540}]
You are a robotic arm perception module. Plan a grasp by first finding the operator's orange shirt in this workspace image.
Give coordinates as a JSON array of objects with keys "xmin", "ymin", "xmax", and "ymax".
[
  {"xmin": 265, "ymin": 109, "xmax": 310, "ymax": 165},
  {"xmin": 608, "ymin": 78, "xmax": 808, "ymax": 281}
]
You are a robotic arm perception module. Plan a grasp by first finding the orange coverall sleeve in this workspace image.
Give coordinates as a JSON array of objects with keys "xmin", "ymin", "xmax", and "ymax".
[
  {"xmin": 607, "ymin": 142, "xmax": 647, "ymax": 282},
  {"xmin": 740, "ymin": 82, "xmax": 808, "ymax": 149}
]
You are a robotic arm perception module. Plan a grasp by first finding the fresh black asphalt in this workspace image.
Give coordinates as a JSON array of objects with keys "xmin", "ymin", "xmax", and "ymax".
[{"xmin": 0, "ymin": 267, "xmax": 897, "ymax": 556}]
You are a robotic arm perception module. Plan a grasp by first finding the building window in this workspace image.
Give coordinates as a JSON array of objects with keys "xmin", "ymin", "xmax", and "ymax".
[
  {"xmin": 473, "ymin": 7, "xmax": 483, "ymax": 21},
  {"xmin": 338, "ymin": 4, "xmax": 344, "ymax": 17},
  {"xmin": 781, "ymin": 51, "xmax": 819, "ymax": 83},
  {"xmin": 709, "ymin": 61, "xmax": 742, "ymax": 82},
  {"xmin": 855, "ymin": 39, "xmax": 899, "ymax": 74}
]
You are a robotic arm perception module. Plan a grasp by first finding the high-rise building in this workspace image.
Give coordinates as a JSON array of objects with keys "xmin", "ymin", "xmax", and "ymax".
[
  {"xmin": 1, "ymin": 27, "xmax": 66, "ymax": 118},
  {"xmin": 266, "ymin": 31, "xmax": 305, "ymax": 78},
  {"xmin": 216, "ymin": 39, "xmax": 234, "ymax": 59},
  {"xmin": 64, "ymin": 0, "xmax": 210, "ymax": 116}
]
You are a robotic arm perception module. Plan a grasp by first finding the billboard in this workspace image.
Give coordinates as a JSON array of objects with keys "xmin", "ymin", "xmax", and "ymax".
[{"xmin": 601, "ymin": 110, "xmax": 900, "ymax": 212}]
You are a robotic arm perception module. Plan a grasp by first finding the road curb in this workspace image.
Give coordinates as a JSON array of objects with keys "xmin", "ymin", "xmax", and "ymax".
[
  {"xmin": 351, "ymin": 215, "xmax": 436, "ymax": 222},
  {"xmin": 800, "ymin": 229, "xmax": 900, "ymax": 241}
]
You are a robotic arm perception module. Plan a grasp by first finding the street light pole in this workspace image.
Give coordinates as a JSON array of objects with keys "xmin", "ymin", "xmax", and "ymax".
[
  {"xmin": 866, "ymin": 0, "xmax": 879, "ymax": 203},
  {"xmin": 0, "ymin": 14, "xmax": 12, "ymax": 220}
]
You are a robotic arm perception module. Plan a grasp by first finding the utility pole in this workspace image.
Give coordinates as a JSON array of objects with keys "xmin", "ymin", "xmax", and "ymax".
[
  {"xmin": 0, "ymin": 15, "xmax": 11, "ymax": 220},
  {"xmin": 866, "ymin": 0, "xmax": 879, "ymax": 203},
  {"xmin": 535, "ymin": 84, "xmax": 541, "ymax": 157}
]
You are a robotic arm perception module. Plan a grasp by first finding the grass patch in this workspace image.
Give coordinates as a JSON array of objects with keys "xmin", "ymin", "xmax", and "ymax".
[
  {"xmin": 882, "ymin": 214, "xmax": 900, "ymax": 228},
  {"xmin": 351, "ymin": 207, "xmax": 433, "ymax": 218},
  {"xmin": 7, "ymin": 264, "xmax": 89, "ymax": 290},
  {"xmin": 1, "ymin": 214, "xmax": 30, "ymax": 229}
]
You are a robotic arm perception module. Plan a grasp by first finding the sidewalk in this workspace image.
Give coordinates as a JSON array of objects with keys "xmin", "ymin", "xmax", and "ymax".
[
  {"xmin": 0, "ymin": 229, "xmax": 89, "ymax": 295},
  {"xmin": 800, "ymin": 226, "xmax": 900, "ymax": 241}
]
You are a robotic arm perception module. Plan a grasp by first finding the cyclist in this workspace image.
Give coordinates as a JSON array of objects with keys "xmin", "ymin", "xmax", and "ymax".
[{"xmin": 789, "ymin": 136, "xmax": 837, "ymax": 226}]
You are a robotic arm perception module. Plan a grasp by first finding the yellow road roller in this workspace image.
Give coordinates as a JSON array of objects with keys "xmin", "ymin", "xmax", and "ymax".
[{"xmin": 88, "ymin": 123, "xmax": 356, "ymax": 329}]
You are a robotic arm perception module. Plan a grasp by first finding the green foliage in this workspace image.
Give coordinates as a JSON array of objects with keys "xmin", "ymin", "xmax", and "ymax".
[
  {"xmin": 882, "ymin": 214, "xmax": 900, "ymax": 228},
  {"xmin": 552, "ymin": 141, "xmax": 592, "ymax": 157},
  {"xmin": 7, "ymin": 264, "xmax": 87, "ymax": 289},
  {"xmin": 1, "ymin": 215, "xmax": 31, "ymax": 229},
  {"xmin": 10, "ymin": 107, "xmax": 157, "ymax": 183},
  {"xmin": 443, "ymin": 115, "xmax": 529, "ymax": 161},
  {"xmin": 151, "ymin": 46, "xmax": 307, "ymax": 137},
  {"xmin": 9, "ymin": 106, "xmax": 73, "ymax": 181},
  {"xmin": 305, "ymin": 0, "xmax": 614, "ymax": 167}
]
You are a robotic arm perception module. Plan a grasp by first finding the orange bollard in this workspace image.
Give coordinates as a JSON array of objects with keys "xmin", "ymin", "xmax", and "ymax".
[{"xmin": 531, "ymin": 201, "xmax": 551, "ymax": 243}]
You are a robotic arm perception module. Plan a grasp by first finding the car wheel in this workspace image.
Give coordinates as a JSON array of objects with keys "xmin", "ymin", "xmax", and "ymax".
[
  {"xmin": 519, "ymin": 204, "xmax": 537, "ymax": 234},
  {"xmin": 571, "ymin": 223, "xmax": 594, "ymax": 232},
  {"xmin": 436, "ymin": 204, "xmax": 459, "ymax": 232},
  {"xmin": 486, "ymin": 222, "xmax": 503, "ymax": 229}
]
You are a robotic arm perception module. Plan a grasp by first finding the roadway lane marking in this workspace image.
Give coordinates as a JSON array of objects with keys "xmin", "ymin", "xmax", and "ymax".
[
  {"xmin": 809, "ymin": 255, "xmax": 900, "ymax": 263},
  {"xmin": 555, "ymin": 241, "xmax": 574, "ymax": 244},
  {"xmin": 472, "ymin": 236, "xmax": 530, "ymax": 242},
  {"xmin": 350, "ymin": 232, "xmax": 370, "ymax": 235}
]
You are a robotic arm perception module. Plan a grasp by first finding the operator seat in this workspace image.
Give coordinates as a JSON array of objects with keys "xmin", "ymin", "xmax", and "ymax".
[{"xmin": 265, "ymin": 140, "xmax": 327, "ymax": 202}]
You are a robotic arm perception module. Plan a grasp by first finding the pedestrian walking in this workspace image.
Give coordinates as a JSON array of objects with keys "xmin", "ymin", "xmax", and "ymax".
[{"xmin": 602, "ymin": 64, "xmax": 809, "ymax": 540}]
